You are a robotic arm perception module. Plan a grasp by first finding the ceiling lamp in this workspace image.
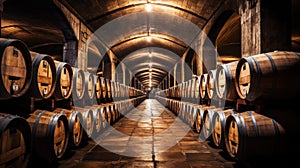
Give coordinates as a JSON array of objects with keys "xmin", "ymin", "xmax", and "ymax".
[
  {"xmin": 145, "ymin": 3, "xmax": 152, "ymax": 12},
  {"xmin": 146, "ymin": 36, "xmax": 152, "ymax": 42}
]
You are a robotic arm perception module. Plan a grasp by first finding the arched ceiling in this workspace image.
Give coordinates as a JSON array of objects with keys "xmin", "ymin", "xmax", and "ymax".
[{"xmin": 1, "ymin": 0, "xmax": 300, "ymax": 89}]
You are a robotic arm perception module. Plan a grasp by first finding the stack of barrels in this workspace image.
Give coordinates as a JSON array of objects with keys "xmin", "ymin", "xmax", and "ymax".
[
  {"xmin": 156, "ymin": 51, "xmax": 300, "ymax": 166},
  {"xmin": 0, "ymin": 38, "xmax": 147, "ymax": 167}
]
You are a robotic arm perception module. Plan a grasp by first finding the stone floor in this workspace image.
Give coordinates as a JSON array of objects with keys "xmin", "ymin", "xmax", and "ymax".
[{"xmin": 54, "ymin": 99, "xmax": 240, "ymax": 168}]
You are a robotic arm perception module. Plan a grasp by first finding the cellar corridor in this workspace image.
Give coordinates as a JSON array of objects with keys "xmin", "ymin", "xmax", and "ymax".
[{"xmin": 52, "ymin": 99, "xmax": 237, "ymax": 168}]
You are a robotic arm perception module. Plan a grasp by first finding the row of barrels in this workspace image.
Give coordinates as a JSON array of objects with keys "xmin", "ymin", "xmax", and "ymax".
[
  {"xmin": 156, "ymin": 96, "xmax": 298, "ymax": 165},
  {"xmin": 0, "ymin": 96, "xmax": 146, "ymax": 167},
  {"xmin": 157, "ymin": 51, "xmax": 300, "ymax": 104},
  {"xmin": 0, "ymin": 38, "xmax": 145, "ymax": 105}
]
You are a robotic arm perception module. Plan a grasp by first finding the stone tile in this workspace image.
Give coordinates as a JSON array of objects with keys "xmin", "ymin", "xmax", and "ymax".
[
  {"xmin": 188, "ymin": 161, "xmax": 225, "ymax": 168},
  {"xmin": 83, "ymin": 151, "xmax": 121, "ymax": 161},
  {"xmin": 185, "ymin": 153, "xmax": 216, "ymax": 161},
  {"xmin": 156, "ymin": 161, "xmax": 190, "ymax": 168},
  {"xmin": 75, "ymin": 161, "xmax": 115, "ymax": 168},
  {"xmin": 155, "ymin": 152, "xmax": 186, "ymax": 161},
  {"xmin": 116, "ymin": 161, "xmax": 155, "ymax": 168}
]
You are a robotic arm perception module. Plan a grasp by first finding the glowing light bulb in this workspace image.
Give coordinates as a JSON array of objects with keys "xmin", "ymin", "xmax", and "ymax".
[
  {"xmin": 145, "ymin": 3, "xmax": 152, "ymax": 12},
  {"xmin": 147, "ymin": 36, "xmax": 152, "ymax": 42}
]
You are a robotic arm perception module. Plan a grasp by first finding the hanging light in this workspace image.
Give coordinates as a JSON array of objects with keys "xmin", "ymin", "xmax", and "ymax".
[
  {"xmin": 146, "ymin": 36, "xmax": 152, "ymax": 42},
  {"xmin": 145, "ymin": 3, "xmax": 152, "ymax": 12}
]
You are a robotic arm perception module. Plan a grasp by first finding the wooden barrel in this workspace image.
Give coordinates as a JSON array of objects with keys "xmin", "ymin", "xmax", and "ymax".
[
  {"xmin": 114, "ymin": 82, "xmax": 120, "ymax": 100},
  {"xmin": 104, "ymin": 104, "xmax": 112, "ymax": 125},
  {"xmin": 73, "ymin": 107, "xmax": 94, "ymax": 139},
  {"xmin": 0, "ymin": 113, "xmax": 31, "ymax": 168},
  {"xmin": 84, "ymin": 72, "xmax": 95, "ymax": 103},
  {"xmin": 26, "ymin": 110, "xmax": 69, "ymax": 163},
  {"xmin": 98, "ymin": 105, "xmax": 108, "ymax": 130},
  {"xmin": 30, "ymin": 53, "xmax": 56, "ymax": 100},
  {"xmin": 94, "ymin": 75, "xmax": 102, "ymax": 105},
  {"xmin": 206, "ymin": 69, "xmax": 217, "ymax": 101},
  {"xmin": 72, "ymin": 68, "xmax": 85, "ymax": 101},
  {"xmin": 194, "ymin": 105, "xmax": 216, "ymax": 134},
  {"xmin": 52, "ymin": 108, "xmax": 83, "ymax": 148},
  {"xmin": 0, "ymin": 38, "xmax": 32, "ymax": 99},
  {"xmin": 199, "ymin": 74, "xmax": 208, "ymax": 100},
  {"xmin": 99, "ymin": 77, "xmax": 107, "ymax": 103},
  {"xmin": 216, "ymin": 61, "xmax": 238, "ymax": 101},
  {"xmin": 110, "ymin": 80, "xmax": 115, "ymax": 100},
  {"xmin": 85, "ymin": 105, "xmax": 102, "ymax": 136},
  {"xmin": 202, "ymin": 107, "xmax": 224, "ymax": 140},
  {"xmin": 235, "ymin": 51, "xmax": 300, "ymax": 101},
  {"xmin": 211, "ymin": 109, "xmax": 236, "ymax": 148},
  {"xmin": 190, "ymin": 76, "xmax": 200, "ymax": 100},
  {"xmin": 53, "ymin": 60, "xmax": 73, "ymax": 100},
  {"xmin": 106, "ymin": 78, "xmax": 112, "ymax": 102},
  {"xmin": 108, "ymin": 103, "xmax": 116, "ymax": 124},
  {"xmin": 224, "ymin": 111, "xmax": 286, "ymax": 161}
]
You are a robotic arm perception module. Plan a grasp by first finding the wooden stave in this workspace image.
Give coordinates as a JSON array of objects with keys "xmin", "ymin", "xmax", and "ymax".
[
  {"xmin": 26, "ymin": 110, "xmax": 69, "ymax": 163},
  {"xmin": 224, "ymin": 111, "xmax": 286, "ymax": 161},
  {"xmin": 0, "ymin": 38, "xmax": 32, "ymax": 99},
  {"xmin": 30, "ymin": 54, "xmax": 57, "ymax": 100},
  {"xmin": 0, "ymin": 113, "xmax": 31, "ymax": 168},
  {"xmin": 53, "ymin": 61, "xmax": 73, "ymax": 101}
]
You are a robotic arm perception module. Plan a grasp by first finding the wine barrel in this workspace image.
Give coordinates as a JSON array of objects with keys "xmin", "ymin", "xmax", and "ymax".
[
  {"xmin": 194, "ymin": 105, "xmax": 216, "ymax": 134},
  {"xmin": 114, "ymin": 82, "xmax": 120, "ymax": 100},
  {"xmin": 106, "ymin": 78, "xmax": 112, "ymax": 102},
  {"xmin": 215, "ymin": 61, "xmax": 238, "ymax": 101},
  {"xmin": 110, "ymin": 80, "xmax": 115, "ymax": 100},
  {"xmin": 206, "ymin": 69, "xmax": 217, "ymax": 101},
  {"xmin": 0, "ymin": 38, "xmax": 32, "ymax": 99},
  {"xmin": 0, "ymin": 113, "xmax": 31, "ymax": 168},
  {"xmin": 199, "ymin": 74, "xmax": 208, "ymax": 100},
  {"xmin": 94, "ymin": 75, "xmax": 102, "ymax": 105},
  {"xmin": 211, "ymin": 109, "xmax": 236, "ymax": 148},
  {"xmin": 98, "ymin": 105, "xmax": 108, "ymax": 130},
  {"xmin": 107, "ymin": 103, "xmax": 116, "ymax": 124},
  {"xmin": 99, "ymin": 77, "xmax": 107, "ymax": 103},
  {"xmin": 72, "ymin": 68, "xmax": 85, "ymax": 101},
  {"xmin": 26, "ymin": 110, "xmax": 69, "ymax": 163},
  {"xmin": 53, "ymin": 60, "xmax": 73, "ymax": 100},
  {"xmin": 235, "ymin": 51, "xmax": 300, "ymax": 101},
  {"xmin": 224, "ymin": 111, "xmax": 286, "ymax": 161},
  {"xmin": 194, "ymin": 76, "xmax": 201, "ymax": 100},
  {"xmin": 202, "ymin": 107, "xmax": 224, "ymax": 140},
  {"xmin": 84, "ymin": 72, "xmax": 95, "ymax": 104},
  {"xmin": 85, "ymin": 105, "xmax": 102, "ymax": 136},
  {"xmin": 73, "ymin": 107, "xmax": 94, "ymax": 139},
  {"xmin": 52, "ymin": 108, "xmax": 83, "ymax": 148},
  {"xmin": 30, "ymin": 53, "xmax": 56, "ymax": 100},
  {"xmin": 104, "ymin": 104, "xmax": 112, "ymax": 125}
]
